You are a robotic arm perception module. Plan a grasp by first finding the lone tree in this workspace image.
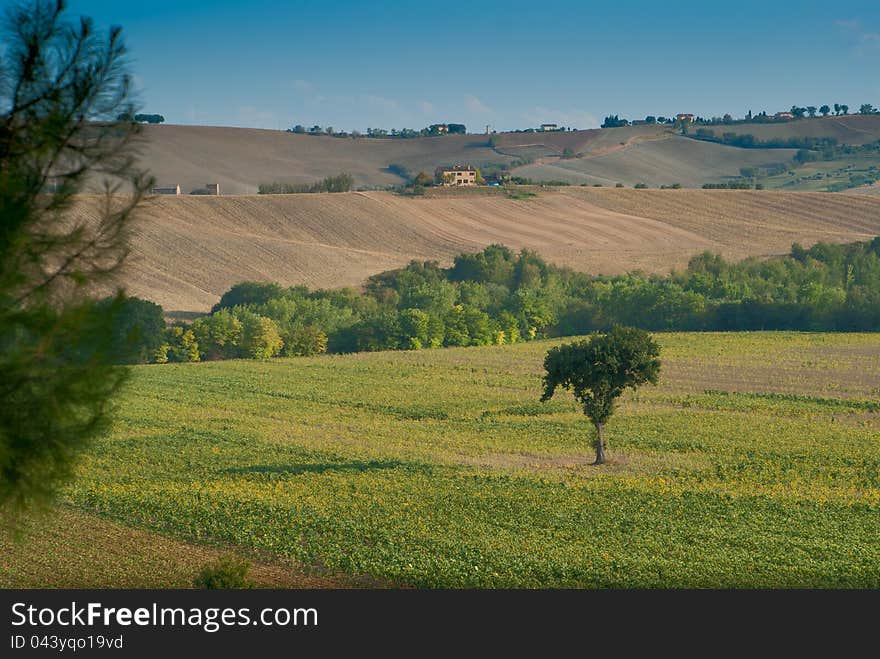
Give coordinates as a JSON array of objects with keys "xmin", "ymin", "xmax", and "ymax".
[
  {"xmin": 0, "ymin": 0, "xmax": 151, "ymax": 514},
  {"xmin": 540, "ymin": 326, "xmax": 661, "ymax": 465}
]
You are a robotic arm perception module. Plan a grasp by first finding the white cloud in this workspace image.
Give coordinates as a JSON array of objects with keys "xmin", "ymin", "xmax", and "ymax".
[
  {"xmin": 291, "ymin": 79, "xmax": 326, "ymax": 103},
  {"xmin": 836, "ymin": 18, "xmax": 880, "ymax": 54},
  {"xmin": 292, "ymin": 79, "xmax": 314, "ymax": 93},
  {"xmin": 362, "ymin": 94, "xmax": 399, "ymax": 112},
  {"xmin": 236, "ymin": 105, "xmax": 277, "ymax": 129},
  {"xmin": 465, "ymin": 94, "xmax": 491, "ymax": 114}
]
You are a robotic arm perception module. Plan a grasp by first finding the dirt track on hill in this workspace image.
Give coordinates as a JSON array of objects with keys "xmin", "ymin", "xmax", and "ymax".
[{"xmin": 71, "ymin": 189, "xmax": 880, "ymax": 312}]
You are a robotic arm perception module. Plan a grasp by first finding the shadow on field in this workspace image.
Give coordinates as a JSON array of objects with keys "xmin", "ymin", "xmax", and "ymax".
[{"xmin": 224, "ymin": 459, "xmax": 415, "ymax": 477}]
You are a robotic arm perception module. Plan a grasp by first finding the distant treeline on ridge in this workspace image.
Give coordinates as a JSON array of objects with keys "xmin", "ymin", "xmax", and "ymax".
[{"xmin": 258, "ymin": 173, "xmax": 353, "ymax": 194}]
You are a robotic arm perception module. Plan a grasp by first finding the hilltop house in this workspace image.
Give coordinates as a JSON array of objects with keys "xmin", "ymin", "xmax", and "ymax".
[
  {"xmin": 435, "ymin": 165, "xmax": 478, "ymax": 186},
  {"xmin": 151, "ymin": 184, "xmax": 181, "ymax": 195},
  {"xmin": 540, "ymin": 123, "xmax": 559, "ymax": 131},
  {"xmin": 675, "ymin": 113, "xmax": 695, "ymax": 123},
  {"xmin": 774, "ymin": 112, "xmax": 795, "ymax": 120}
]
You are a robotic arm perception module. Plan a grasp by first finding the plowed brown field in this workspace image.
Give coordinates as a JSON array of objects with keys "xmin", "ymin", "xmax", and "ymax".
[{"xmin": 73, "ymin": 189, "xmax": 880, "ymax": 312}]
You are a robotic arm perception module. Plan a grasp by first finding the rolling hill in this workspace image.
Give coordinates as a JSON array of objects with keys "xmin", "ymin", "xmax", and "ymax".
[
  {"xmin": 75, "ymin": 188, "xmax": 880, "ymax": 313},
  {"xmin": 134, "ymin": 115, "xmax": 880, "ymax": 193},
  {"xmin": 512, "ymin": 135, "xmax": 798, "ymax": 187},
  {"xmin": 136, "ymin": 124, "xmax": 518, "ymax": 194}
]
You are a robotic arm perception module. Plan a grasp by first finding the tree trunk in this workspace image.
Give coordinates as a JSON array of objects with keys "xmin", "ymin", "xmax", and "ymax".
[{"xmin": 593, "ymin": 422, "xmax": 606, "ymax": 465}]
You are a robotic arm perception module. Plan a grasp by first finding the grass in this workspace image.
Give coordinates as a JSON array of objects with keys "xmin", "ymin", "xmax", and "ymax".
[
  {"xmin": 0, "ymin": 506, "xmax": 376, "ymax": 588},
  {"xmin": 506, "ymin": 190, "xmax": 538, "ymax": 200},
  {"xmin": 755, "ymin": 156, "xmax": 880, "ymax": 192},
  {"xmin": 5, "ymin": 332, "xmax": 880, "ymax": 588}
]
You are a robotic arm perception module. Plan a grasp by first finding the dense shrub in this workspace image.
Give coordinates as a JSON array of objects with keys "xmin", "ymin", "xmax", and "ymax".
[
  {"xmin": 97, "ymin": 296, "xmax": 166, "ymax": 364},
  {"xmin": 212, "ymin": 282, "xmax": 283, "ymax": 312},
  {"xmin": 194, "ymin": 556, "xmax": 254, "ymax": 589},
  {"xmin": 285, "ymin": 326, "xmax": 328, "ymax": 356},
  {"xmin": 702, "ymin": 182, "xmax": 756, "ymax": 189},
  {"xmin": 238, "ymin": 311, "xmax": 284, "ymax": 359},
  {"xmin": 155, "ymin": 326, "xmax": 200, "ymax": 363}
]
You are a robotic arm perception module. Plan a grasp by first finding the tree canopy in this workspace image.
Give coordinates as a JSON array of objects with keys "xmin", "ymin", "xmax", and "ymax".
[
  {"xmin": 541, "ymin": 327, "xmax": 660, "ymax": 464},
  {"xmin": 0, "ymin": 0, "xmax": 150, "ymax": 513}
]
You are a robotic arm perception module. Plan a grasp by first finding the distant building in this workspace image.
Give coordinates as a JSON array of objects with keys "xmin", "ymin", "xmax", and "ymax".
[
  {"xmin": 189, "ymin": 183, "xmax": 222, "ymax": 195},
  {"xmin": 774, "ymin": 112, "xmax": 795, "ymax": 120},
  {"xmin": 540, "ymin": 123, "xmax": 558, "ymax": 131},
  {"xmin": 151, "ymin": 184, "xmax": 181, "ymax": 195},
  {"xmin": 435, "ymin": 165, "xmax": 478, "ymax": 186},
  {"xmin": 675, "ymin": 113, "xmax": 695, "ymax": 123}
]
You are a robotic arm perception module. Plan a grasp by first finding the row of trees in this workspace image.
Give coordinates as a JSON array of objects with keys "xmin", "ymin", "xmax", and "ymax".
[
  {"xmin": 692, "ymin": 129, "xmax": 840, "ymax": 151},
  {"xmin": 257, "ymin": 173, "xmax": 353, "ymax": 194},
  {"xmin": 291, "ymin": 104, "xmax": 878, "ymax": 139},
  {"xmin": 790, "ymin": 104, "xmax": 877, "ymax": 117},
  {"xmin": 286, "ymin": 124, "xmax": 466, "ymax": 138},
  {"xmin": 603, "ymin": 103, "xmax": 877, "ymax": 129},
  {"xmin": 107, "ymin": 238, "xmax": 880, "ymax": 366},
  {"xmin": 116, "ymin": 112, "xmax": 165, "ymax": 123}
]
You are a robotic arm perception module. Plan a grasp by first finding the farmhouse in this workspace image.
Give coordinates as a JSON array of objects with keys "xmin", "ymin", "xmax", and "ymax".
[
  {"xmin": 675, "ymin": 113, "xmax": 695, "ymax": 123},
  {"xmin": 151, "ymin": 184, "xmax": 181, "ymax": 195},
  {"xmin": 774, "ymin": 112, "xmax": 795, "ymax": 120},
  {"xmin": 540, "ymin": 123, "xmax": 559, "ymax": 131},
  {"xmin": 435, "ymin": 165, "xmax": 478, "ymax": 186}
]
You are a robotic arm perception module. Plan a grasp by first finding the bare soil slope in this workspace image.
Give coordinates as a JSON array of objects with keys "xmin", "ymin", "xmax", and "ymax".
[
  {"xmin": 74, "ymin": 189, "xmax": 880, "ymax": 312},
  {"xmin": 514, "ymin": 136, "xmax": 797, "ymax": 186},
  {"xmin": 138, "ymin": 124, "xmax": 596, "ymax": 194}
]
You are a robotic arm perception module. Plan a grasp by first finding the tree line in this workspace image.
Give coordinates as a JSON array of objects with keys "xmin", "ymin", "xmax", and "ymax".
[
  {"xmin": 105, "ymin": 239, "xmax": 880, "ymax": 365},
  {"xmin": 286, "ymin": 123, "xmax": 466, "ymax": 138},
  {"xmin": 257, "ymin": 173, "xmax": 353, "ymax": 194},
  {"xmin": 116, "ymin": 112, "xmax": 165, "ymax": 123},
  {"xmin": 691, "ymin": 129, "xmax": 840, "ymax": 151},
  {"xmin": 601, "ymin": 103, "xmax": 877, "ymax": 129}
]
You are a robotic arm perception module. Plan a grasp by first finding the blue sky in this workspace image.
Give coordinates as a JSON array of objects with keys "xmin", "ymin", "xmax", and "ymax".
[{"xmin": 68, "ymin": 0, "xmax": 880, "ymax": 132}]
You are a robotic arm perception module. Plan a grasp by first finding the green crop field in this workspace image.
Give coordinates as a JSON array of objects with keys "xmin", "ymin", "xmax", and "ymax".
[
  {"xmin": 756, "ymin": 156, "xmax": 880, "ymax": 192},
  {"xmin": 7, "ymin": 332, "xmax": 880, "ymax": 588}
]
